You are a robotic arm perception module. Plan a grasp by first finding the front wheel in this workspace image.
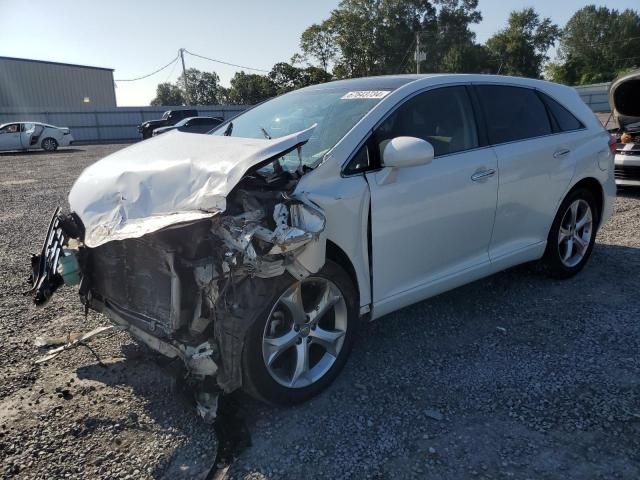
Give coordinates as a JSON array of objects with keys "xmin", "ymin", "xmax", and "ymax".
[
  {"xmin": 242, "ymin": 260, "xmax": 359, "ymax": 405},
  {"xmin": 541, "ymin": 188, "xmax": 598, "ymax": 279}
]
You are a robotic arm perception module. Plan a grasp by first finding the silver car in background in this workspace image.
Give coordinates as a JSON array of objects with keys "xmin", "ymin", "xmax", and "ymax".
[{"xmin": 0, "ymin": 121, "xmax": 74, "ymax": 152}]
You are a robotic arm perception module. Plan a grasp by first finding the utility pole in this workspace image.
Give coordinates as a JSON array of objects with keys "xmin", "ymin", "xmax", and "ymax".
[
  {"xmin": 179, "ymin": 48, "xmax": 190, "ymax": 105},
  {"xmin": 416, "ymin": 32, "xmax": 420, "ymax": 74}
]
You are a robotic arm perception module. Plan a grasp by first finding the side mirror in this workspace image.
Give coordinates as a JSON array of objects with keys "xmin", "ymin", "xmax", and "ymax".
[{"xmin": 381, "ymin": 136, "xmax": 434, "ymax": 168}]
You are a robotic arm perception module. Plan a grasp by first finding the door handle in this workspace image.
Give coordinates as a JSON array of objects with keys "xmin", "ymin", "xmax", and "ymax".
[
  {"xmin": 553, "ymin": 148, "xmax": 571, "ymax": 158},
  {"xmin": 471, "ymin": 169, "xmax": 496, "ymax": 181}
]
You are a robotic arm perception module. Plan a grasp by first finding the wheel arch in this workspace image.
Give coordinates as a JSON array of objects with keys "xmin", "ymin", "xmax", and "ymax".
[
  {"xmin": 326, "ymin": 239, "xmax": 360, "ymax": 306},
  {"xmin": 566, "ymin": 177, "xmax": 604, "ymax": 225}
]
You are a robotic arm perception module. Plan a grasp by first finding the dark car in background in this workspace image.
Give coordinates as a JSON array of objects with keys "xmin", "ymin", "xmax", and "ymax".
[
  {"xmin": 138, "ymin": 109, "xmax": 198, "ymax": 139},
  {"xmin": 151, "ymin": 116, "xmax": 224, "ymax": 137}
]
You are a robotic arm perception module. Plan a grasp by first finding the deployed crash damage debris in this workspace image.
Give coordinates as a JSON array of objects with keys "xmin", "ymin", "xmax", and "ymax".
[
  {"xmin": 26, "ymin": 126, "xmax": 327, "ymax": 424},
  {"xmin": 35, "ymin": 325, "xmax": 117, "ymax": 364}
]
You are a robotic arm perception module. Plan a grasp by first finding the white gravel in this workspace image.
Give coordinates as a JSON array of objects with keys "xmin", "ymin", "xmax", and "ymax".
[{"xmin": 1, "ymin": 145, "xmax": 639, "ymax": 479}]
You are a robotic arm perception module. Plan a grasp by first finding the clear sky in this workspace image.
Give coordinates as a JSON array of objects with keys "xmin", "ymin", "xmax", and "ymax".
[{"xmin": 1, "ymin": 0, "xmax": 637, "ymax": 106}]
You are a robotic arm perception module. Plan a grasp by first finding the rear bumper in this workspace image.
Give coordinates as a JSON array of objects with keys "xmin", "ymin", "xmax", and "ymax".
[{"xmin": 60, "ymin": 134, "xmax": 74, "ymax": 147}]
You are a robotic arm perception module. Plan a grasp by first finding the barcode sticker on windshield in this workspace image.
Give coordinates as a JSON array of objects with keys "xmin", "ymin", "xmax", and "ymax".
[{"xmin": 341, "ymin": 90, "xmax": 390, "ymax": 100}]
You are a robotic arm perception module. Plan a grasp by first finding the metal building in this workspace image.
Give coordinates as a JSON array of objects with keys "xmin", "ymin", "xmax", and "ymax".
[{"xmin": 0, "ymin": 56, "xmax": 116, "ymax": 110}]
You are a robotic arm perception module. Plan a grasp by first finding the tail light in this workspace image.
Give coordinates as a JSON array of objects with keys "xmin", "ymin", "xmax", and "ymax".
[{"xmin": 609, "ymin": 135, "xmax": 617, "ymax": 155}]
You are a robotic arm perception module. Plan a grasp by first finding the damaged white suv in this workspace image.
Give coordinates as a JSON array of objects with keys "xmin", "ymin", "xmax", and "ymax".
[{"xmin": 29, "ymin": 74, "xmax": 616, "ymax": 415}]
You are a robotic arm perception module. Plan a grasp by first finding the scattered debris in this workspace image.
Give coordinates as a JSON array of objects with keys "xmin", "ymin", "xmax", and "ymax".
[
  {"xmin": 425, "ymin": 409, "xmax": 444, "ymax": 421},
  {"xmin": 35, "ymin": 332, "xmax": 85, "ymax": 347},
  {"xmin": 35, "ymin": 326, "xmax": 117, "ymax": 364}
]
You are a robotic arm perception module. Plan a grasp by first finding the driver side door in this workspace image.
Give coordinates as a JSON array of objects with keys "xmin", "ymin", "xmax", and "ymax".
[
  {"xmin": 365, "ymin": 86, "xmax": 499, "ymax": 316},
  {"xmin": 0, "ymin": 123, "xmax": 22, "ymax": 151}
]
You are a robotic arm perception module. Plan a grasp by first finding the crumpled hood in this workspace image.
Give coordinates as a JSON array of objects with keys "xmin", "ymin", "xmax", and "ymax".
[
  {"xmin": 609, "ymin": 69, "xmax": 640, "ymax": 129},
  {"xmin": 69, "ymin": 126, "xmax": 315, "ymax": 247}
]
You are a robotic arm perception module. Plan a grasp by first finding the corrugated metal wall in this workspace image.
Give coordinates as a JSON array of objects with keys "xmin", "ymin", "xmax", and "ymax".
[
  {"xmin": 575, "ymin": 82, "xmax": 610, "ymax": 113},
  {"xmin": 0, "ymin": 106, "xmax": 248, "ymax": 142},
  {"xmin": 0, "ymin": 57, "xmax": 117, "ymax": 109}
]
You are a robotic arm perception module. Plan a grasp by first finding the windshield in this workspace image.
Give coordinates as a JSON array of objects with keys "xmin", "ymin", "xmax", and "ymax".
[
  {"xmin": 174, "ymin": 117, "xmax": 193, "ymax": 127},
  {"xmin": 211, "ymin": 87, "xmax": 390, "ymax": 167}
]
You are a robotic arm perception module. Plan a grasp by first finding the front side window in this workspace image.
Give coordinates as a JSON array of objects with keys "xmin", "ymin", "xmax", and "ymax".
[
  {"xmin": 1, "ymin": 124, "xmax": 19, "ymax": 133},
  {"xmin": 211, "ymin": 87, "xmax": 389, "ymax": 168},
  {"xmin": 374, "ymin": 86, "xmax": 479, "ymax": 157},
  {"xmin": 476, "ymin": 85, "xmax": 552, "ymax": 144},
  {"xmin": 344, "ymin": 142, "xmax": 371, "ymax": 175}
]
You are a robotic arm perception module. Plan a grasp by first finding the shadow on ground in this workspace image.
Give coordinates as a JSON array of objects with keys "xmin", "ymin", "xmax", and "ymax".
[{"xmin": 0, "ymin": 148, "xmax": 85, "ymax": 157}]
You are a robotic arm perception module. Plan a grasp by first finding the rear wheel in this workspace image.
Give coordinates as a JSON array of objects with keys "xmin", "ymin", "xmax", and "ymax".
[
  {"xmin": 541, "ymin": 188, "xmax": 598, "ymax": 279},
  {"xmin": 242, "ymin": 260, "xmax": 358, "ymax": 405},
  {"xmin": 41, "ymin": 138, "xmax": 58, "ymax": 152}
]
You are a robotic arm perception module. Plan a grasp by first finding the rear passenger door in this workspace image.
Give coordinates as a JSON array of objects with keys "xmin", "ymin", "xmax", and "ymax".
[{"xmin": 475, "ymin": 84, "xmax": 579, "ymax": 260}]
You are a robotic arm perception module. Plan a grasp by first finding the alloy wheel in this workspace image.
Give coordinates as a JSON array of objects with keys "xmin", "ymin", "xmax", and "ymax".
[
  {"xmin": 558, "ymin": 198, "xmax": 593, "ymax": 268},
  {"xmin": 42, "ymin": 138, "xmax": 56, "ymax": 151},
  {"xmin": 261, "ymin": 277, "xmax": 348, "ymax": 389}
]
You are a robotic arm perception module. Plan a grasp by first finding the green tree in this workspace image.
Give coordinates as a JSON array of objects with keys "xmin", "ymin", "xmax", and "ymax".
[
  {"xmin": 268, "ymin": 62, "xmax": 333, "ymax": 95},
  {"xmin": 300, "ymin": 23, "xmax": 338, "ymax": 71},
  {"xmin": 421, "ymin": 0, "xmax": 484, "ymax": 73},
  {"xmin": 547, "ymin": 5, "xmax": 640, "ymax": 85},
  {"xmin": 269, "ymin": 62, "xmax": 305, "ymax": 94},
  {"xmin": 485, "ymin": 8, "xmax": 560, "ymax": 78},
  {"xmin": 225, "ymin": 71, "xmax": 277, "ymax": 105},
  {"xmin": 300, "ymin": 0, "xmax": 485, "ymax": 78},
  {"xmin": 177, "ymin": 68, "xmax": 224, "ymax": 105},
  {"xmin": 440, "ymin": 43, "xmax": 494, "ymax": 73},
  {"xmin": 150, "ymin": 82, "xmax": 184, "ymax": 106}
]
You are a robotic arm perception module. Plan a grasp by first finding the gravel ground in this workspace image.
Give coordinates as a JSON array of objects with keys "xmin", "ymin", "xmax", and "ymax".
[{"xmin": 1, "ymin": 144, "xmax": 640, "ymax": 479}]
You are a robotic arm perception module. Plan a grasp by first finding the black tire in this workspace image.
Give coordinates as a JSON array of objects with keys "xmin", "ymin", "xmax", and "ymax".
[
  {"xmin": 41, "ymin": 138, "xmax": 58, "ymax": 152},
  {"xmin": 541, "ymin": 188, "xmax": 599, "ymax": 279},
  {"xmin": 242, "ymin": 260, "xmax": 359, "ymax": 405}
]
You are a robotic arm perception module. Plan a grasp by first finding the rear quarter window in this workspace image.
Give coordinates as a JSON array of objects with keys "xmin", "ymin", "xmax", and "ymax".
[
  {"xmin": 476, "ymin": 85, "xmax": 552, "ymax": 144},
  {"xmin": 538, "ymin": 92, "xmax": 584, "ymax": 132}
]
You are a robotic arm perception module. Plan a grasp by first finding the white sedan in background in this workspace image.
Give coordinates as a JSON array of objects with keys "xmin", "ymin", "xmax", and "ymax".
[{"xmin": 0, "ymin": 122, "xmax": 74, "ymax": 152}]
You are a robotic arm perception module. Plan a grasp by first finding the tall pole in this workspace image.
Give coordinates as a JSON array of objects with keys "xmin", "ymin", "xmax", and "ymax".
[
  {"xmin": 179, "ymin": 48, "xmax": 190, "ymax": 105},
  {"xmin": 416, "ymin": 32, "xmax": 420, "ymax": 75}
]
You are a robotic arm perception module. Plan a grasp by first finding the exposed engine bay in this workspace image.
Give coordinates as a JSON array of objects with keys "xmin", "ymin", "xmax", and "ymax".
[{"xmin": 27, "ymin": 130, "xmax": 328, "ymax": 422}]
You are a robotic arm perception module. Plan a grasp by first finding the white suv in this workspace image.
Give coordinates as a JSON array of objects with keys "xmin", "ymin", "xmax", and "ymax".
[{"xmin": 30, "ymin": 74, "xmax": 615, "ymax": 413}]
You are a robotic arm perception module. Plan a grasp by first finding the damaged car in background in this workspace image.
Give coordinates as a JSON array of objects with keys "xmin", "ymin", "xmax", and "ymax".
[
  {"xmin": 28, "ymin": 74, "xmax": 616, "ymax": 421},
  {"xmin": 609, "ymin": 69, "xmax": 640, "ymax": 186}
]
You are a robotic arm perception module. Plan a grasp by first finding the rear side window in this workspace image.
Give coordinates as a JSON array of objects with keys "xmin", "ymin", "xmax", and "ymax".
[
  {"xmin": 538, "ymin": 92, "xmax": 584, "ymax": 132},
  {"xmin": 476, "ymin": 85, "xmax": 551, "ymax": 144}
]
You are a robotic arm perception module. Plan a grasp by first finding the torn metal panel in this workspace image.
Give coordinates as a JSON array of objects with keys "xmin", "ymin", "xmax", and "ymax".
[{"xmin": 69, "ymin": 126, "xmax": 316, "ymax": 248}]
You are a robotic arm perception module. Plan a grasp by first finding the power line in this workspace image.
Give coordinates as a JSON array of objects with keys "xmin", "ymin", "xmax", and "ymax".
[
  {"xmin": 163, "ymin": 56, "xmax": 179, "ymax": 83},
  {"xmin": 184, "ymin": 49, "xmax": 270, "ymax": 73},
  {"xmin": 114, "ymin": 55, "xmax": 180, "ymax": 82}
]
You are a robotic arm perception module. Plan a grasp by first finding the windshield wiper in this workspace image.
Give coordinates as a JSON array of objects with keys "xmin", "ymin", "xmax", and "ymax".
[
  {"xmin": 223, "ymin": 122, "xmax": 233, "ymax": 136},
  {"xmin": 259, "ymin": 127, "xmax": 272, "ymax": 140}
]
